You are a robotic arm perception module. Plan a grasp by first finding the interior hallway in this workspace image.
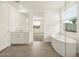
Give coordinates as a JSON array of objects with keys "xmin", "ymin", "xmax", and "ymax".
[
  {"xmin": 33, "ymin": 33, "xmax": 44, "ymax": 41},
  {"xmin": 0, "ymin": 41, "xmax": 61, "ymax": 57}
]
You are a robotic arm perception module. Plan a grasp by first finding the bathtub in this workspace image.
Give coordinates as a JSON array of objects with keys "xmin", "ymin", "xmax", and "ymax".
[{"xmin": 51, "ymin": 34, "xmax": 76, "ymax": 57}]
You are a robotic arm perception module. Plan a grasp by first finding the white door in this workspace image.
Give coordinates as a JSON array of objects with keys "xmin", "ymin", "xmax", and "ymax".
[{"xmin": 0, "ymin": 5, "xmax": 10, "ymax": 51}]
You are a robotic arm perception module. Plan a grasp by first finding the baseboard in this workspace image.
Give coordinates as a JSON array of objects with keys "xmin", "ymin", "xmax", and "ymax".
[
  {"xmin": 0, "ymin": 46, "xmax": 9, "ymax": 53},
  {"xmin": 11, "ymin": 44, "xmax": 30, "ymax": 46}
]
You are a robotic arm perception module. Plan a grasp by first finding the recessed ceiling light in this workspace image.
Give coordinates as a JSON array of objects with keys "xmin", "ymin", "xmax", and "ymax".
[{"xmin": 20, "ymin": 5, "xmax": 23, "ymax": 8}]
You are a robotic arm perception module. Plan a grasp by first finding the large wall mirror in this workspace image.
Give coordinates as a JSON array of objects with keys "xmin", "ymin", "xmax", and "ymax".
[{"xmin": 64, "ymin": 4, "xmax": 77, "ymax": 32}]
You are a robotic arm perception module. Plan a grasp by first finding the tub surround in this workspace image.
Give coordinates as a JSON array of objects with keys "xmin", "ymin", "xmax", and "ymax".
[{"xmin": 51, "ymin": 34, "xmax": 76, "ymax": 57}]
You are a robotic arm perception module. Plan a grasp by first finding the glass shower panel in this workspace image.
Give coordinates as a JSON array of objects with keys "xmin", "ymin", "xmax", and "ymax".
[
  {"xmin": 65, "ymin": 1, "xmax": 77, "ymax": 57},
  {"xmin": 59, "ymin": 1, "xmax": 66, "ymax": 56}
]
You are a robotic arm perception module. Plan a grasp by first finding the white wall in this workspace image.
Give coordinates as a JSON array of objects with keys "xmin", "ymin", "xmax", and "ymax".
[
  {"xmin": 9, "ymin": 5, "xmax": 16, "ymax": 32},
  {"xmin": 44, "ymin": 9, "xmax": 60, "ymax": 42},
  {"xmin": 0, "ymin": 4, "xmax": 10, "ymax": 51},
  {"xmin": 9, "ymin": 5, "xmax": 29, "ymax": 32},
  {"xmin": 29, "ymin": 12, "xmax": 33, "ymax": 43}
]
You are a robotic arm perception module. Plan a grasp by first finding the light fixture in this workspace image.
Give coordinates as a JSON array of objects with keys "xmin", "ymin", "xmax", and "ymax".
[
  {"xmin": 20, "ymin": 5, "xmax": 23, "ymax": 8},
  {"xmin": 18, "ymin": 4, "xmax": 28, "ymax": 14}
]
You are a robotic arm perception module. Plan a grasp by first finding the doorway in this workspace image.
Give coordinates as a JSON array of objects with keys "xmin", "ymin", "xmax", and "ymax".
[{"xmin": 32, "ymin": 13, "xmax": 44, "ymax": 41}]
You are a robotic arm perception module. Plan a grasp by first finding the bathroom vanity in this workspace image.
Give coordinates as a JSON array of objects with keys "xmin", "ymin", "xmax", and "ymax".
[{"xmin": 10, "ymin": 32, "xmax": 30, "ymax": 44}]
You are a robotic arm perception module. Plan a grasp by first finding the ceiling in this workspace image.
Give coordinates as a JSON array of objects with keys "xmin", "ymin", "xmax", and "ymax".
[
  {"xmin": 8, "ymin": 1, "xmax": 65, "ymax": 21},
  {"xmin": 9, "ymin": 1, "xmax": 65, "ymax": 12}
]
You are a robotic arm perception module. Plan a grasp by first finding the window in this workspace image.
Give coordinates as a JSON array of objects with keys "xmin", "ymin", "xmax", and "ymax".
[{"xmin": 63, "ymin": 5, "xmax": 77, "ymax": 32}]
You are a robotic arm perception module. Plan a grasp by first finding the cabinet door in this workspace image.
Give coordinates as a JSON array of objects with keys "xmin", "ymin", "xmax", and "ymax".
[
  {"xmin": 0, "ymin": 5, "xmax": 10, "ymax": 51},
  {"xmin": 11, "ymin": 32, "xmax": 26, "ymax": 44}
]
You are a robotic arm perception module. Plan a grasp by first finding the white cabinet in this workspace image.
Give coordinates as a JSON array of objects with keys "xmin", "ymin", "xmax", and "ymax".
[{"xmin": 10, "ymin": 32, "xmax": 29, "ymax": 44}]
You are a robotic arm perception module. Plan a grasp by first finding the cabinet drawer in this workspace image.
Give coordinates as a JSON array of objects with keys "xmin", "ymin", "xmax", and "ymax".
[{"xmin": 10, "ymin": 32, "xmax": 29, "ymax": 44}]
